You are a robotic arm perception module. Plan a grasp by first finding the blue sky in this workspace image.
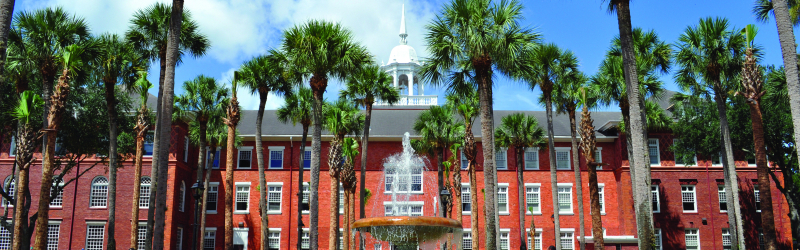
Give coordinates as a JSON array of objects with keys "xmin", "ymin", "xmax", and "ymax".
[{"xmin": 17, "ymin": 0, "xmax": 799, "ymax": 111}]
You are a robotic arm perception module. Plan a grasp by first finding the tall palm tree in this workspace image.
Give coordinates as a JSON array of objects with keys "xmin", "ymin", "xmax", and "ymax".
[
  {"xmin": 129, "ymin": 73, "xmax": 152, "ymax": 250},
  {"xmin": 420, "ymin": 1, "xmax": 539, "ymax": 246},
  {"xmin": 280, "ymin": 20, "xmax": 371, "ymax": 250},
  {"xmin": 578, "ymin": 88, "xmax": 605, "ymax": 250},
  {"xmin": 96, "ymin": 33, "xmax": 146, "ymax": 249},
  {"xmin": 276, "ymin": 86, "xmax": 314, "ymax": 250},
  {"xmin": 222, "ymin": 72, "xmax": 242, "ymax": 250},
  {"xmin": 340, "ymin": 138, "xmax": 360, "ymax": 250},
  {"xmin": 195, "ymin": 117, "xmax": 230, "ymax": 250},
  {"xmin": 519, "ymin": 43, "xmax": 578, "ymax": 249},
  {"xmin": 674, "ymin": 17, "xmax": 747, "ymax": 248},
  {"xmin": 551, "ymin": 72, "xmax": 588, "ymax": 250},
  {"xmin": 754, "ymin": 0, "xmax": 800, "ymax": 26},
  {"xmin": 323, "ymin": 99, "xmax": 364, "ymax": 250},
  {"xmin": 446, "ymin": 88, "xmax": 481, "ymax": 247},
  {"xmin": 494, "ymin": 113, "xmax": 544, "ymax": 250},
  {"xmin": 339, "ymin": 63, "xmax": 400, "ymax": 223},
  {"xmin": 10, "ymin": 90, "xmax": 42, "ymax": 250},
  {"xmin": 0, "ymin": 0, "xmax": 16, "ymax": 103},
  {"xmin": 737, "ymin": 24, "xmax": 778, "ymax": 250},
  {"xmin": 606, "ymin": 1, "xmax": 655, "ymax": 247},
  {"xmin": 125, "ymin": 4, "xmax": 209, "ymax": 246},
  {"xmin": 32, "ymin": 44, "xmax": 85, "ymax": 250},
  {"xmin": 413, "ymin": 105, "xmax": 463, "ymax": 217},
  {"xmin": 239, "ymin": 51, "xmax": 298, "ymax": 250}
]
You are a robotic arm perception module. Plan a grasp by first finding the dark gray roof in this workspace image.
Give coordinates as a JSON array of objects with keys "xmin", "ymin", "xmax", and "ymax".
[
  {"xmin": 650, "ymin": 90, "xmax": 678, "ymax": 117},
  {"xmin": 237, "ymin": 108, "xmax": 622, "ymax": 138}
]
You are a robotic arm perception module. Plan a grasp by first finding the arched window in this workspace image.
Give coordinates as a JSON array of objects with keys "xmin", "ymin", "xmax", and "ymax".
[
  {"xmin": 139, "ymin": 177, "xmax": 151, "ymax": 208},
  {"xmin": 89, "ymin": 176, "xmax": 108, "ymax": 208},
  {"xmin": 179, "ymin": 181, "xmax": 186, "ymax": 212},
  {"xmin": 3, "ymin": 176, "xmax": 14, "ymax": 207}
]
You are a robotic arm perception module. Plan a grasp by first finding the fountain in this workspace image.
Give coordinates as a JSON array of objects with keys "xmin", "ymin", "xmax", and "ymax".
[{"xmin": 352, "ymin": 132, "xmax": 462, "ymax": 250}]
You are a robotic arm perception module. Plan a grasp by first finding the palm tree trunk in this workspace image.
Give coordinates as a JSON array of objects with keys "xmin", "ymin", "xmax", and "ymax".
[
  {"xmin": 437, "ymin": 149, "xmax": 445, "ymax": 218},
  {"xmin": 465, "ymin": 126, "xmax": 480, "ymax": 249},
  {"xmin": 747, "ymin": 100, "xmax": 778, "ymax": 250},
  {"xmin": 515, "ymin": 146, "xmax": 526, "ymax": 250},
  {"xmin": 360, "ymin": 103, "xmax": 372, "ymax": 220},
  {"xmin": 11, "ymin": 154, "xmax": 29, "ymax": 250},
  {"xmin": 342, "ymin": 185, "xmax": 350, "ymax": 250},
  {"xmin": 614, "ymin": 1, "xmax": 655, "ymax": 248},
  {"xmin": 145, "ymin": 47, "xmax": 168, "ymax": 250},
  {"xmin": 297, "ymin": 124, "xmax": 309, "ymax": 250},
  {"xmin": 255, "ymin": 92, "xmax": 269, "ymax": 250},
  {"xmin": 587, "ymin": 162, "xmax": 603, "ymax": 250},
  {"xmin": 0, "ymin": 0, "xmax": 15, "ymax": 105},
  {"xmin": 569, "ymin": 109, "xmax": 586, "ymax": 250},
  {"xmin": 475, "ymin": 59, "xmax": 498, "ymax": 250},
  {"xmin": 152, "ymin": 1, "xmax": 185, "ymax": 249},
  {"xmin": 309, "ymin": 74, "xmax": 326, "ymax": 250},
  {"xmin": 543, "ymin": 91, "xmax": 562, "ymax": 250},
  {"xmin": 104, "ymin": 81, "xmax": 119, "ymax": 250},
  {"xmin": 224, "ymin": 102, "xmax": 239, "ymax": 250},
  {"xmin": 452, "ymin": 152, "xmax": 463, "ymax": 249},
  {"xmin": 349, "ymin": 188, "xmax": 356, "ymax": 250},
  {"xmin": 130, "ymin": 127, "xmax": 146, "ymax": 249},
  {"xmin": 714, "ymin": 93, "xmax": 745, "ymax": 249},
  {"xmin": 199, "ymin": 147, "xmax": 215, "ymax": 249},
  {"xmin": 329, "ymin": 177, "xmax": 340, "ymax": 250}
]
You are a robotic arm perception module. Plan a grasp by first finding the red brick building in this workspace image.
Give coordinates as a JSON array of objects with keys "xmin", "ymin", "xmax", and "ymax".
[{"xmin": 0, "ymin": 101, "xmax": 792, "ymax": 250}]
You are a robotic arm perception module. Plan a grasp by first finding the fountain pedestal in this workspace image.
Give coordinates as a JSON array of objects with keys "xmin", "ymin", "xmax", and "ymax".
[{"xmin": 353, "ymin": 216, "xmax": 462, "ymax": 249}]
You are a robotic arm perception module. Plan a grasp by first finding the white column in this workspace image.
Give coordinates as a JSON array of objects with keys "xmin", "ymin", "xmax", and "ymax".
[
  {"xmin": 408, "ymin": 72, "xmax": 414, "ymax": 96},
  {"xmin": 419, "ymin": 80, "xmax": 424, "ymax": 95},
  {"xmin": 393, "ymin": 69, "xmax": 398, "ymax": 88}
]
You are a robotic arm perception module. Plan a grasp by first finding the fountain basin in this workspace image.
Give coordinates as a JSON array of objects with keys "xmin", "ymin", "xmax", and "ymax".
[{"xmin": 352, "ymin": 216, "xmax": 462, "ymax": 244}]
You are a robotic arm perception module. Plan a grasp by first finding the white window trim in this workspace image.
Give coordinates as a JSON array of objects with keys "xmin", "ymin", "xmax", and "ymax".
[
  {"xmin": 138, "ymin": 176, "xmax": 152, "ymax": 209},
  {"xmin": 555, "ymin": 147, "xmax": 572, "ymax": 170},
  {"xmin": 143, "ymin": 130, "xmax": 155, "ymax": 158},
  {"xmin": 595, "ymin": 147, "xmax": 603, "ymax": 169},
  {"xmin": 89, "ymin": 176, "xmax": 108, "ymax": 209},
  {"xmin": 560, "ymin": 228, "xmax": 576, "ymax": 250},
  {"xmin": 496, "ymin": 147, "xmax": 508, "ymax": 170},
  {"xmin": 526, "ymin": 228, "xmax": 544, "ymax": 250},
  {"xmin": 382, "ymin": 166, "xmax": 424, "ymax": 195},
  {"xmin": 460, "ymin": 149, "xmax": 469, "ymax": 170},
  {"xmin": 461, "ymin": 183, "xmax": 471, "ymax": 215},
  {"xmin": 237, "ymin": 146, "xmax": 253, "ymax": 169},
  {"xmin": 685, "ymin": 228, "xmax": 700, "ymax": 250},
  {"xmin": 267, "ymin": 182, "xmax": 283, "ymax": 215},
  {"xmin": 268, "ymin": 146, "xmax": 285, "ymax": 169},
  {"xmin": 498, "ymin": 183, "xmax": 510, "ymax": 215},
  {"xmin": 301, "ymin": 183, "xmax": 310, "ymax": 214},
  {"xmin": 383, "ymin": 201, "xmax": 424, "ymax": 216},
  {"xmin": 85, "ymin": 221, "xmax": 106, "ymax": 250},
  {"xmin": 591, "ymin": 183, "xmax": 606, "ymax": 215},
  {"xmin": 49, "ymin": 182, "xmax": 65, "ymax": 208},
  {"xmin": 303, "ymin": 147, "xmax": 312, "ymax": 169},
  {"xmin": 525, "ymin": 183, "xmax": 542, "ymax": 215},
  {"xmin": 207, "ymin": 182, "xmax": 219, "ymax": 214},
  {"xmin": 499, "ymin": 228, "xmax": 511, "ymax": 250},
  {"xmin": 234, "ymin": 182, "xmax": 251, "ymax": 214},
  {"xmin": 652, "ymin": 184, "xmax": 660, "ymax": 213},
  {"xmin": 557, "ymin": 183, "xmax": 574, "ymax": 215},
  {"xmin": 718, "ymin": 185, "xmax": 728, "ymax": 213},
  {"xmin": 654, "ymin": 228, "xmax": 663, "ymax": 250},
  {"xmin": 8, "ymin": 136, "xmax": 15, "ymax": 157},
  {"xmin": 648, "ymin": 138, "xmax": 661, "ymax": 166},
  {"xmin": 682, "ymin": 185, "xmax": 698, "ymax": 213},
  {"xmin": 755, "ymin": 185, "xmax": 761, "ymax": 213},
  {"xmin": 462, "ymin": 228, "xmax": 474, "ymax": 250},
  {"xmin": 524, "ymin": 147, "xmax": 539, "ymax": 170}
]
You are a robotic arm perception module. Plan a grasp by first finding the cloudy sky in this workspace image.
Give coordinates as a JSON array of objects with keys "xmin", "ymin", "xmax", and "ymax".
[{"xmin": 16, "ymin": 0, "xmax": 800, "ymax": 111}]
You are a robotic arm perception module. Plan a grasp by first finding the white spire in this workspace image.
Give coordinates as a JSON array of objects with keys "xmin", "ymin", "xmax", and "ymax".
[{"xmin": 399, "ymin": 4, "xmax": 407, "ymax": 45}]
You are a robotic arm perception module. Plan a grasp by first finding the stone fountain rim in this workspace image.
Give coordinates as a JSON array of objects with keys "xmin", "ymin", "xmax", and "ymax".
[{"xmin": 351, "ymin": 216, "xmax": 462, "ymax": 229}]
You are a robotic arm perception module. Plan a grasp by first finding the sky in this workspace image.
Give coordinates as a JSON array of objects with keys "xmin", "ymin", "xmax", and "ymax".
[{"xmin": 15, "ymin": 0, "xmax": 800, "ymax": 111}]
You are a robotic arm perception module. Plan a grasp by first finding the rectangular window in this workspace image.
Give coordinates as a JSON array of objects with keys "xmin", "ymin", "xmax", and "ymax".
[
  {"xmin": 384, "ymin": 202, "xmax": 424, "ymax": 216},
  {"xmin": 50, "ymin": 183, "xmax": 64, "ymax": 207},
  {"xmin": 499, "ymin": 231, "xmax": 509, "ymax": 250},
  {"xmin": 139, "ymin": 177, "xmax": 151, "ymax": 209},
  {"xmin": 137, "ymin": 225, "xmax": 146, "ymax": 250},
  {"xmin": 525, "ymin": 147, "xmax": 539, "ymax": 170},
  {"xmin": 558, "ymin": 184, "xmax": 573, "ymax": 214},
  {"xmin": 301, "ymin": 183, "xmax": 310, "ymax": 213},
  {"xmin": 526, "ymin": 184, "xmax": 541, "ymax": 214},
  {"xmin": 47, "ymin": 223, "xmax": 59, "ymax": 250},
  {"xmin": 339, "ymin": 185, "xmax": 344, "ymax": 214},
  {"xmin": 203, "ymin": 229, "xmax": 216, "ymax": 250},
  {"xmin": 384, "ymin": 167, "xmax": 423, "ymax": 193},
  {"xmin": 498, "ymin": 184, "xmax": 509, "ymax": 214},
  {"xmin": 206, "ymin": 184, "xmax": 218, "ymax": 213},
  {"xmin": 530, "ymin": 230, "xmax": 542, "ymax": 250},
  {"xmin": 461, "ymin": 184, "xmax": 471, "ymax": 214},
  {"xmin": 0, "ymin": 226, "xmax": 8, "ymax": 249},
  {"xmin": 561, "ymin": 231, "xmax": 575, "ymax": 250},
  {"xmin": 673, "ymin": 139, "xmax": 697, "ymax": 166},
  {"xmin": 269, "ymin": 147, "xmax": 285, "ymax": 169},
  {"xmin": 8, "ymin": 136, "xmax": 15, "ymax": 157},
  {"xmin": 235, "ymin": 183, "xmax": 250, "ymax": 213},
  {"xmin": 461, "ymin": 149, "xmax": 468, "ymax": 169},
  {"xmin": 755, "ymin": 185, "xmax": 761, "ymax": 213},
  {"xmin": 652, "ymin": 185, "xmax": 660, "ymax": 213},
  {"xmin": 597, "ymin": 184, "xmax": 605, "ymax": 214},
  {"xmin": 206, "ymin": 147, "xmax": 221, "ymax": 169},
  {"xmin": 268, "ymin": 231, "xmax": 280, "ymax": 250},
  {"xmin": 685, "ymin": 229, "xmax": 699, "ymax": 250},
  {"xmin": 595, "ymin": 148, "xmax": 603, "ymax": 169},
  {"xmin": 648, "ymin": 138, "xmax": 660, "ymax": 165},
  {"xmin": 301, "ymin": 229, "xmax": 310, "ymax": 250},
  {"xmin": 654, "ymin": 228, "xmax": 662, "ymax": 250},
  {"xmin": 268, "ymin": 183, "xmax": 282, "ymax": 213},
  {"xmin": 719, "ymin": 185, "xmax": 728, "ymax": 212},
  {"xmin": 3, "ymin": 177, "xmax": 13, "ymax": 207},
  {"xmin": 712, "ymin": 152, "xmax": 722, "ymax": 165},
  {"xmin": 722, "ymin": 228, "xmax": 732, "ymax": 249},
  {"xmin": 238, "ymin": 147, "xmax": 252, "ymax": 169},
  {"xmin": 556, "ymin": 149, "xmax": 571, "ymax": 170},
  {"xmin": 682, "ymin": 185, "xmax": 697, "ymax": 213},
  {"xmin": 183, "ymin": 136, "xmax": 189, "ymax": 162},
  {"xmin": 144, "ymin": 131, "xmax": 154, "ymax": 156},
  {"xmin": 462, "ymin": 231, "xmax": 473, "ymax": 250},
  {"xmin": 176, "ymin": 227, "xmax": 183, "ymax": 250},
  {"xmin": 85, "ymin": 224, "xmax": 105, "ymax": 250},
  {"xmin": 303, "ymin": 149, "xmax": 311, "ymax": 169},
  {"xmin": 496, "ymin": 148, "xmax": 507, "ymax": 170}
]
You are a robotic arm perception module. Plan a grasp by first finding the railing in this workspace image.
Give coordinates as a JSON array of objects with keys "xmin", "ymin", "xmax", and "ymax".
[{"xmin": 375, "ymin": 95, "xmax": 438, "ymax": 106}]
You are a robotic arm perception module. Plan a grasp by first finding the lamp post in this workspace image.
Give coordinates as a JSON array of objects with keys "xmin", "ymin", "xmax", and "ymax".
[
  {"xmin": 440, "ymin": 189, "xmax": 451, "ymax": 218},
  {"xmin": 190, "ymin": 181, "xmax": 204, "ymax": 250}
]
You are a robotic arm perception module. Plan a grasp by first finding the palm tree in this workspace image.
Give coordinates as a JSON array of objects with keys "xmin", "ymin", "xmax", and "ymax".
[
  {"xmin": 129, "ymin": 73, "xmax": 152, "ymax": 250},
  {"xmin": 413, "ymin": 105, "xmax": 463, "ymax": 217},
  {"xmin": 196, "ymin": 117, "xmax": 230, "ymax": 250},
  {"xmin": 578, "ymin": 88, "xmax": 605, "ymax": 250},
  {"xmin": 754, "ymin": 0, "xmax": 800, "ymax": 26},
  {"xmin": 280, "ymin": 20, "xmax": 370, "ymax": 250},
  {"xmin": 239, "ymin": 51, "xmax": 298, "ymax": 250},
  {"xmin": 32, "ymin": 44, "xmax": 85, "ymax": 250},
  {"xmin": 96, "ymin": 33, "xmax": 146, "ymax": 249},
  {"xmin": 340, "ymin": 138, "xmax": 360, "ymax": 250},
  {"xmin": 674, "ymin": 17, "xmax": 747, "ymax": 248},
  {"xmin": 276, "ymin": 86, "xmax": 314, "ymax": 250},
  {"xmin": 606, "ymin": 1, "xmax": 655, "ymax": 247},
  {"xmin": 736, "ymin": 25, "xmax": 778, "ymax": 250},
  {"xmin": 222, "ymin": 72, "xmax": 242, "ymax": 250},
  {"xmin": 551, "ymin": 72, "xmax": 588, "ymax": 250},
  {"xmin": 420, "ymin": 1, "xmax": 539, "ymax": 246},
  {"xmin": 125, "ymin": 4, "xmax": 209, "ymax": 246},
  {"xmin": 494, "ymin": 113, "xmax": 544, "ymax": 250},
  {"xmin": 0, "ymin": 0, "xmax": 16, "ymax": 102},
  {"xmin": 446, "ymin": 88, "xmax": 481, "ymax": 247},
  {"xmin": 323, "ymin": 99, "xmax": 364, "ymax": 250},
  {"xmin": 519, "ymin": 43, "xmax": 578, "ymax": 249},
  {"xmin": 340, "ymin": 63, "xmax": 400, "ymax": 223},
  {"xmin": 10, "ymin": 90, "xmax": 42, "ymax": 250}
]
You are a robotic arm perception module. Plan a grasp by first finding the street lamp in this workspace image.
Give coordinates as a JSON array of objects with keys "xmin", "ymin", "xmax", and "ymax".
[
  {"xmin": 440, "ymin": 189, "xmax": 451, "ymax": 217},
  {"xmin": 190, "ymin": 181, "xmax": 205, "ymax": 250}
]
